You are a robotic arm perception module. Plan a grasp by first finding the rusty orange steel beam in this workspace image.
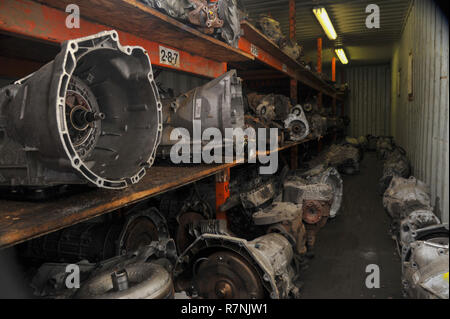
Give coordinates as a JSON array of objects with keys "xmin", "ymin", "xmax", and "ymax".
[
  {"xmin": 317, "ymin": 37, "xmax": 322, "ymax": 74},
  {"xmin": 289, "ymin": 0, "xmax": 296, "ymax": 40},
  {"xmin": 0, "ymin": 0, "xmax": 226, "ymax": 78}
]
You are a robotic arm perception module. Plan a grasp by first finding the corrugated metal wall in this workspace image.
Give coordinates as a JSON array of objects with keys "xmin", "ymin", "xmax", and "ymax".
[
  {"xmin": 391, "ymin": 0, "xmax": 449, "ymax": 222},
  {"xmin": 345, "ymin": 64, "xmax": 392, "ymax": 137}
]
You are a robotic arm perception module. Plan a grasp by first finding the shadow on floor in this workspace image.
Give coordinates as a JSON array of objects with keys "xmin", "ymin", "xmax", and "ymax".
[{"xmin": 300, "ymin": 153, "xmax": 403, "ymax": 299}]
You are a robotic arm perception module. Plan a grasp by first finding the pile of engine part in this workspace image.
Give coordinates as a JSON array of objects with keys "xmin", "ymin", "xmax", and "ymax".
[
  {"xmin": 174, "ymin": 165, "xmax": 344, "ymax": 298},
  {"xmin": 382, "ymin": 175, "xmax": 449, "ymax": 299},
  {"xmin": 158, "ymin": 70, "xmax": 245, "ymax": 158},
  {"xmin": 255, "ymin": 15, "xmax": 304, "ymax": 63},
  {"xmin": 376, "ymin": 136, "xmax": 395, "ymax": 160},
  {"xmin": 293, "ymin": 164, "xmax": 344, "ymax": 219},
  {"xmin": 139, "ymin": 0, "xmax": 241, "ymax": 47},
  {"xmin": 22, "ymin": 203, "xmax": 178, "ymax": 299},
  {"xmin": 345, "ymin": 136, "xmax": 368, "ymax": 151},
  {"xmin": 245, "ymin": 93, "xmax": 310, "ymax": 143},
  {"xmin": 379, "ymin": 146, "xmax": 411, "ymax": 194},
  {"xmin": 325, "ymin": 144, "xmax": 361, "ymax": 175},
  {"xmin": 0, "ymin": 31, "xmax": 162, "ymax": 191},
  {"xmin": 283, "ymin": 176, "xmax": 333, "ymax": 257}
]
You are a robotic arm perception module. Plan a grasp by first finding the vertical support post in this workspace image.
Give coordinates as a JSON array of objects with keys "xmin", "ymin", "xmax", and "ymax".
[
  {"xmin": 215, "ymin": 168, "xmax": 230, "ymax": 221},
  {"xmin": 317, "ymin": 37, "xmax": 323, "ymax": 109},
  {"xmin": 289, "ymin": 0, "xmax": 298, "ymax": 105},
  {"xmin": 289, "ymin": 0, "xmax": 299, "ymax": 169},
  {"xmin": 317, "ymin": 37, "xmax": 323, "ymax": 153},
  {"xmin": 290, "ymin": 79, "xmax": 298, "ymax": 104},
  {"xmin": 289, "ymin": 0, "xmax": 296, "ymax": 40},
  {"xmin": 317, "ymin": 37, "xmax": 322, "ymax": 74},
  {"xmin": 332, "ymin": 57, "xmax": 336, "ymax": 82}
]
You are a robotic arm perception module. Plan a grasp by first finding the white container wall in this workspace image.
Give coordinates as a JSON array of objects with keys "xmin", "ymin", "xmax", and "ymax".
[
  {"xmin": 345, "ymin": 64, "xmax": 392, "ymax": 137},
  {"xmin": 391, "ymin": 0, "xmax": 449, "ymax": 222}
]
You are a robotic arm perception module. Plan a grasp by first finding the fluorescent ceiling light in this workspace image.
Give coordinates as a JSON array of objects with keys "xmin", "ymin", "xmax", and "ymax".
[
  {"xmin": 335, "ymin": 48, "xmax": 349, "ymax": 64},
  {"xmin": 312, "ymin": 7, "xmax": 337, "ymax": 40}
]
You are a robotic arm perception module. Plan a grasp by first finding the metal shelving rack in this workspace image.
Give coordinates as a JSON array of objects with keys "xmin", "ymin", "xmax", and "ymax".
[{"xmin": 0, "ymin": 0, "xmax": 345, "ymax": 249}]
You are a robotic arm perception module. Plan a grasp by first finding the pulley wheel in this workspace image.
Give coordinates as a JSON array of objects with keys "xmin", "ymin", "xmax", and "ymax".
[{"xmin": 194, "ymin": 251, "xmax": 264, "ymax": 299}]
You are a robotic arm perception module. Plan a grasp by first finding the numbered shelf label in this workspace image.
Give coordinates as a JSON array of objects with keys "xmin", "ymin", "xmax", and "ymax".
[
  {"xmin": 250, "ymin": 44, "xmax": 259, "ymax": 57},
  {"xmin": 159, "ymin": 46, "xmax": 180, "ymax": 68}
]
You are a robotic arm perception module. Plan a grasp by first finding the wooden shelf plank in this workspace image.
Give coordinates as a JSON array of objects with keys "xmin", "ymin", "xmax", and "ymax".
[
  {"xmin": 0, "ymin": 0, "xmax": 230, "ymax": 78},
  {"xmin": 241, "ymin": 21, "xmax": 300, "ymax": 70},
  {"xmin": 0, "ymin": 140, "xmax": 313, "ymax": 249},
  {"xmin": 35, "ymin": 0, "xmax": 253, "ymax": 63},
  {"xmin": 239, "ymin": 21, "xmax": 340, "ymax": 100}
]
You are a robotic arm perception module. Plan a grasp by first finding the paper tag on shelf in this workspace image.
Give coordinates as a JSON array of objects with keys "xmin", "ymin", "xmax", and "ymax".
[
  {"xmin": 250, "ymin": 44, "xmax": 259, "ymax": 57},
  {"xmin": 159, "ymin": 45, "xmax": 180, "ymax": 67}
]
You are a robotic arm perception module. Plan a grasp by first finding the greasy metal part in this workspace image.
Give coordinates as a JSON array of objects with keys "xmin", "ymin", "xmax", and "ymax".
[
  {"xmin": 283, "ymin": 181, "xmax": 333, "ymax": 203},
  {"xmin": 376, "ymin": 136, "xmax": 395, "ymax": 160},
  {"xmin": 194, "ymin": 250, "xmax": 265, "ymax": 299},
  {"xmin": 383, "ymin": 176, "xmax": 432, "ymax": 222},
  {"xmin": 256, "ymin": 15, "xmax": 285, "ymax": 47},
  {"xmin": 187, "ymin": 0, "xmax": 223, "ymax": 34},
  {"xmin": 399, "ymin": 211, "xmax": 441, "ymax": 259},
  {"xmin": 22, "ymin": 205, "xmax": 169, "ymax": 263},
  {"xmin": 240, "ymin": 180, "xmax": 276, "ymax": 209},
  {"xmin": 0, "ymin": 30, "xmax": 161, "ymax": 189},
  {"xmin": 307, "ymin": 113, "xmax": 327, "ymax": 138},
  {"xmin": 280, "ymin": 38, "xmax": 303, "ymax": 62},
  {"xmin": 300, "ymin": 165, "xmax": 343, "ymax": 219},
  {"xmin": 176, "ymin": 211, "xmax": 206, "ymax": 254},
  {"xmin": 141, "ymin": 0, "xmax": 190, "ymax": 19},
  {"xmin": 302, "ymin": 200, "xmax": 329, "ymax": 225},
  {"xmin": 217, "ymin": 0, "xmax": 242, "ymax": 48},
  {"xmin": 304, "ymin": 212, "xmax": 329, "ymax": 252},
  {"xmin": 175, "ymin": 233, "xmax": 299, "ymax": 299},
  {"xmin": 366, "ymin": 134, "xmax": 379, "ymax": 151},
  {"xmin": 402, "ymin": 238, "xmax": 449, "ymax": 299},
  {"xmin": 111, "ymin": 270, "xmax": 130, "ymax": 292},
  {"xmin": 158, "ymin": 70, "xmax": 245, "ymax": 157},
  {"xmin": 284, "ymin": 105, "xmax": 309, "ymax": 142},
  {"xmin": 379, "ymin": 147, "xmax": 411, "ymax": 194},
  {"xmin": 252, "ymin": 202, "xmax": 300, "ymax": 225},
  {"xmin": 282, "ymin": 177, "xmax": 332, "ymax": 253},
  {"xmin": 75, "ymin": 262, "xmax": 173, "ymax": 299},
  {"xmin": 266, "ymin": 219, "xmax": 307, "ymax": 256},
  {"xmin": 140, "ymin": 0, "xmax": 241, "ymax": 46},
  {"xmin": 325, "ymin": 144, "xmax": 360, "ymax": 175},
  {"xmin": 31, "ymin": 243, "xmax": 177, "ymax": 298},
  {"xmin": 247, "ymin": 93, "xmax": 292, "ymax": 123}
]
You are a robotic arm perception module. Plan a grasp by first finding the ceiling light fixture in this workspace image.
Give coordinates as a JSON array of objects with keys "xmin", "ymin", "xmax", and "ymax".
[
  {"xmin": 335, "ymin": 48, "xmax": 349, "ymax": 64},
  {"xmin": 312, "ymin": 7, "xmax": 337, "ymax": 40}
]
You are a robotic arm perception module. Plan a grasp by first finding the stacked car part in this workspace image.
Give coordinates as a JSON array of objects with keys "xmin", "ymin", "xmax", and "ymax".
[
  {"xmin": 0, "ymin": 31, "xmax": 162, "ymax": 190},
  {"xmin": 256, "ymin": 15, "xmax": 304, "ymax": 63},
  {"xmin": 325, "ymin": 144, "xmax": 361, "ymax": 175},
  {"xmin": 139, "ymin": 0, "xmax": 241, "ymax": 47},
  {"xmin": 379, "ymin": 146, "xmax": 411, "ymax": 194},
  {"xmin": 246, "ymin": 92, "xmax": 310, "ymax": 143},
  {"xmin": 379, "ymin": 143, "xmax": 449, "ymax": 299},
  {"xmin": 158, "ymin": 70, "xmax": 245, "ymax": 158}
]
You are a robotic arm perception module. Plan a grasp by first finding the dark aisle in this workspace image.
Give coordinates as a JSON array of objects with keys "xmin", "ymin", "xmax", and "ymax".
[{"xmin": 300, "ymin": 153, "xmax": 403, "ymax": 299}]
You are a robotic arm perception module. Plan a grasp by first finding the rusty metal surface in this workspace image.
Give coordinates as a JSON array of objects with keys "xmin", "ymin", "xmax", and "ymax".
[
  {"xmin": 0, "ymin": 0, "xmax": 235, "ymax": 78},
  {"xmin": 0, "ymin": 140, "xmax": 312, "ymax": 249},
  {"xmin": 194, "ymin": 250, "xmax": 264, "ymax": 299},
  {"xmin": 0, "ymin": 163, "xmax": 232, "ymax": 249}
]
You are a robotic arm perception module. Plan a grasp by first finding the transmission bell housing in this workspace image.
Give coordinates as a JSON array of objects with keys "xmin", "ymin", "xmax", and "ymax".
[{"xmin": 0, "ymin": 31, "xmax": 162, "ymax": 189}]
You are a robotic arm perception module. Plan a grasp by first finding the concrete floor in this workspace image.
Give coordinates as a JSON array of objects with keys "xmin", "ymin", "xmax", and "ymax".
[{"xmin": 300, "ymin": 152, "xmax": 403, "ymax": 299}]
